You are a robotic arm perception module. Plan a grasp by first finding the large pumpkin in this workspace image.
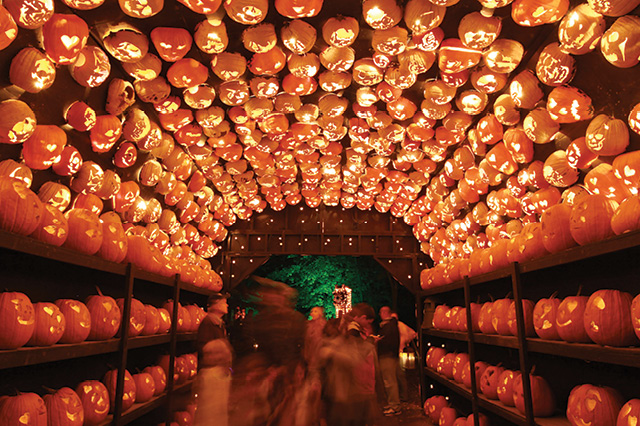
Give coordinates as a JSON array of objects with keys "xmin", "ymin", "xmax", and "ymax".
[
  {"xmin": 63, "ymin": 209, "xmax": 103, "ymax": 255},
  {"xmin": 513, "ymin": 373, "xmax": 556, "ymax": 417},
  {"xmin": 143, "ymin": 365, "xmax": 167, "ymax": 395},
  {"xmin": 116, "ymin": 297, "xmax": 146, "ymax": 337},
  {"xmin": 618, "ymin": 399, "xmax": 640, "ymax": 426},
  {"xmin": 584, "ymin": 289, "xmax": 638, "ymax": 346},
  {"xmin": 569, "ymin": 194, "xmax": 617, "ymax": 246},
  {"xmin": 533, "ymin": 296, "xmax": 561, "ymax": 340},
  {"xmin": 133, "ymin": 372, "xmax": 156, "ymax": 403},
  {"xmin": 103, "ymin": 369, "xmax": 137, "ymax": 413},
  {"xmin": 0, "ymin": 177, "xmax": 44, "ymax": 236},
  {"xmin": 0, "ymin": 393, "xmax": 47, "ymax": 426},
  {"xmin": 480, "ymin": 365, "xmax": 505, "ymax": 400},
  {"xmin": 43, "ymin": 387, "xmax": 84, "ymax": 426},
  {"xmin": 567, "ymin": 384, "xmax": 624, "ymax": 426},
  {"xmin": 541, "ymin": 203, "xmax": 577, "ymax": 253},
  {"xmin": 0, "ymin": 291, "xmax": 35, "ymax": 349},
  {"xmin": 42, "ymin": 13, "xmax": 89, "ymax": 65},
  {"xmin": 75, "ymin": 381, "xmax": 109, "ymax": 426},
  {"xmin": 556, "ymin": 295, "xmax": 592, "ymax": 343},
  {"xmin": 55, "ymin": 299, "xmax": 91, "ymax": 344},
  {"xmin": 85, "ymin": 292, "xmax": 121, "ymax": 340},
  {"xmin": 26, "ymin": 302, "xmax": 66, "ymax": 346}
]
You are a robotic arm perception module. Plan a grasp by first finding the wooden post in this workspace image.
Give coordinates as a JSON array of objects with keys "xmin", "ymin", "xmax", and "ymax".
[
  {"xmin": 464, "ymin": 277, "xmax": 480, "ymax": 426},
  {"xmin": 416, "ymin": 293, "xmax": 426, "ymax": 404},
  {"xmin": 113, "ymin": 263, "xmax": 134, "ymax": 426},
  {"xmin": 166, "ymin": 275, "xmax": 181, "ymax": 426},
  {"xmin": 511, "ymin": 262, "xmax": 535, "ymax": 426}
]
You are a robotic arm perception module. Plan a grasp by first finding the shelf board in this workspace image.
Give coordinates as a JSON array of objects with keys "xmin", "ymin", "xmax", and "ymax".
[
  {"xmin": 0, "ymin": 229, "xmax": 127, "ymax": 276},
  {"xmin": 180, "ymin": 282, "xmax": 216, "ymax": 296},
  {"xmin": 422, "ymin": 329, "xmax": 640, "ymax": 368},
  {"xmin": 424, "ymin": 369, "xmax": 569, "ymax": 426},
  {"xmin": 0, "ymin": 333, "xmax": 196, "ymax": 370},
  {"xmin": 419, "ymin": 230, "xmax": 640, "ymax": 297}
]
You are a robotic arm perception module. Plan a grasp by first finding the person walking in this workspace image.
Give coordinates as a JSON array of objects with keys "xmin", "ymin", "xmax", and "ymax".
[
  {"xmin": 377, "ymin": 306, "xmax": 401, "ymax": 416},
  {"xmin": 193, "ymin": 292, "xmax": 233, "ymax": 426}
]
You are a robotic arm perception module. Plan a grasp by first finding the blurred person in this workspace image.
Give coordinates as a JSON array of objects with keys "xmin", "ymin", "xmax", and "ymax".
[
  {"xmin": 392, "ymin": 311, "xmax": 417, "ymax": 403},
  {"xmin": 193, "ymin": 292, "xmax": 233, "ymax": 426},
  {"xmin": 378, "ymin": 306, "xmax": 401, "ymax": 416},
  {"xmin": 304, "ymin": 306, "xmax": 327, "ymax": 366}
]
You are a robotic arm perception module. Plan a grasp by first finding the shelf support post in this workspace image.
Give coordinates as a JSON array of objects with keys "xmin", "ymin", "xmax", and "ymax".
[
  {"xmin": 416, "ymin": 293, "xmax": 426, "ymax": 404},
  {"xmin": 464, "ymin": 276, "xmax": 480, "ymax": 426},
  {"xmin": 113, "ymin": 263, "xmax": 135, "ymax": 426},
  {"xmin": 166, "ymin": 275, "xmax": 181, "ymax": 426},
  {"xmin": 511, "ymin": 262, "xmax": 535, "ymax": 426}
]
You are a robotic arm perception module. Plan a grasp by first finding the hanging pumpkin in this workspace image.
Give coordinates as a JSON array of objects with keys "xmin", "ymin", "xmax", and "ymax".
[
  {"xmin": 22, "ymin": 125, "xmax": 67, "ymax": 170},
  {"xmin": 512, "ymin": 0, "xmax": 569, "ymax": 26},
  {"xmin": 0, "ymin": 291, "xmax": 35, "ymax": 349},
  {"xmin": 458, "ymin": 12, "xmax": 501, "ymax": 49},
  {"xmin": 75, "ymin": 380, "xmax": 109, "ymax": 426},
  {"xmin": 150, "ymin": 26, "xmax": 192, "ymax": 62},
  {"xmin": 0, "ymin": 99, "xmax": 37, "ymax": 144},
  {"xmin": 44, "ymin": 387, "xmax": 84, "ymax": 426},
  {"xmin": 0, "ymin": 393, "xmax": 47, "ymax": 426},
  {"xmin": 585, "ymin": 115, "xmax": 629, "ymax": 157},
  {"xmin": 9, "ymin": 47, "xmax": 56, "ymax": 93},
  {"xmin": 42, "ymin": 14, "xmax": 89, "ymax": 65},
  {"xmin": 536, "ymin": 43, "xmax": 575, "ymax": 86},
  {"xmin": 85, "ymin": 291, "xmax": 121, "ymax": 340},
  {"xmin": 403, "ymin": 0, "xmax": 445, "ymax": 33},
  {"xmin": 584, "ymin": 289, "xmax": 638, "ymax": 346},
  {"xmin": 513, "ymin": 373, "xmax": 556, "ymax": 417},
  {"xmin": 224, "ymin": 0, "xmax": 268, "ymax": 25},
  {"xmin": 0, "ymin": 176, "xmax": 44, "ymax": 236},
  {"xmin": 133, "ymin": 372, "xmax": 156, "ymax": 403},
  {"xmin": 4, "ymin": 0, "xmax": 53, "ymax": 29},
  {"xmin": 567, "ymin": 384, "xmax": 624, "ymax": 426},
  {"xmin": 322, "ymin": 16, "xmax": 359, "ymax": 47},
  {"xmin": 54, "ymin": 299, "xmax": 91, "ymax": 344},
  {"xmin": 103, "ymin": 369, "xmax": 137, "ymax": 413},
  {"xmin": 119, "ymin": 0, "xmax": 164, "ymax": 18}
]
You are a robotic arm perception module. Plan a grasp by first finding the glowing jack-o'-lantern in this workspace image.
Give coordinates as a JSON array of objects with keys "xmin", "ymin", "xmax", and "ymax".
[
  {"xmin": 4, "ymin": 0, "xmax": 54, "ymax": 29},
  {"xmin": 584, "ymin": 289, "xmax": 638, "ymax": 346},
  {"xmin": 588, "ymin": 0, "xmax": 640, "ymax": 16},
  {"xmin": 483, "ymin": 39, "xmax": 524, "ymax": 74},
  {"xmin": 601, "ymin": 16, "xmax": 640, "ymax": 68},
  {"xmin": 363, "ymin": 0, "xmax": 403, "ymax": 31},
  {"xmin": 456, "ymin": 90, "xmax": 488, "ymax": 116},
  {"xmin": 69, "ymin": 46, "xmax": 111, "ymax": 88},
  {"xmin": 510, "ymin": 70, "xmax": 543, "ymax": 110},
  {"xmin": 503, "ymin": 128, "xmax": 534, "ymax": 164},
  {"xmin": 249, "ymin": 46, "xmax": 287, "ymax": 76},
  {"xmin": 194, "ymin": 20, "xmax": 228, "ymax": 54},
  {"xmin": 0, "ymin": 5, "xmax": 18, "ymax": 50},
  {"xmin": 547, "ymin": 86, "xmax": 594, "ymax": 123},
  {"xmin": 323, "ymin": 16, "xmax": 359, "ymax": 47},
  {"xmin": 282, "ymin": 19, "xmax": 317, "ymax": 55},
  {"xmin": 567, "ymin": 385, "xmax": 624, "ymax": 426},
  {"xmin": 121, "ymin": 53, "xmax": 162, "ymax": 81},
  {"xmin": 536, "ymin": 43, "xmax": 575, "ymax": 86},
  {"xmin": 90, "ymin": 115, "xmax": 122, "ymax": 153},
  {"xmin": 102, "ymin": 27, "xmax": 149, "ymax": 63},
  {"xmin": 70, "ymin": 161, "xmax": 104, "ymax": 194},
  {"xmin": 439, "ymin": 39, "xmax": 482, "ymax": 74},
  {"xmin": 0, "ymin": 99, "xmax": 37, "ymax": 144},
  {"xmin": 543, "ymin": 150, "xmax": 579, "ymax": 188},
  {"xmin": 224, "ymin": 0, "xmax": 269, "ymax": 25},
  {"xmin": 471, "ymin": 67, "xmax": 508, "ymax": 94},
  {"xmin": 458, "ymin": 12, "xmax": 501, "ymax": 49},
  {"xmin": 42, "ymin": 14, "xmax": 89, "ymax": 65},
  {"xmin": 212, "ymin": 52, "xmax": 246, "ymax": 81},
  {"xmin": 22, "ymin": 125, "xmax": 67, "ymax": 170},
  {"xmin": 176, "ymin": 0, "xmax": 221, "ymax": 14},
  {"xmin": 585, "ymin": 114, "xmax": 629, "ymax": 157},
  {"xmin": 62, "ymin": 0, "xmax": 105, "ymax": 9},
  {"xmin": 276, "ymin": 0, "xmax": 323, "ymax": 18},
  {"xmin": 523, "ymin": 108, "xmax": 559, "ymax": 144},
  {"xmin": 242, "ymin": 23, "xmax": 277, "ymax": 53},
  {"xmin": 494, "ymin": 94, "xmax": 520, "ymax": 126},
  {"xmin": 119, "ymin": 0, "xmax": 164, "ymax": 18},
  {"xmin": 512, "ymin": 0, "xmax": 569, "ymax": 27},
  {"xmin": 150, "ymin": 26, "xmax": 192, "ymax": 62},
  {"xmin": 167, "ymin": 58, "xmax": 208, "ymax": 88},
  {"xmin": 558, "ymin": 4, "xmax": 605, "ymax": 55},
  {"xmin": 10, "ymin": 47, "xmax": 56, "ymax": 93}
]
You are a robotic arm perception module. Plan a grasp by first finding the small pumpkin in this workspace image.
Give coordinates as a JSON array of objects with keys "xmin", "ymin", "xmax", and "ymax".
[
  {"xmin": 480, "ymin": 365, "xmax": 505, "ymax": 400},
  {"xmin": 133, "ymin": 372, "xmax": 156, "ymax": 403},
  {"xmin": 497, "ymin": 369, "xmax": 521, "ymax": 407},
  {"xmin": 143, "ymin": 365, "xmax": 167, "ymax": 395}
]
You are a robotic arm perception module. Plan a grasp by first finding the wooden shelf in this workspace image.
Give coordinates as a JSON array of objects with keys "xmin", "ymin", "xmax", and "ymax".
[
  {"xmin": 0, "ymin": 333, "xmax": 196, "ymax": 370},
  {"xmin": 419, "ymin": 230, "xmax": 640, "ymax": 297},
  {"xmin": 96, "ymin": 380, "xmax": 193, "ymax": 426},
  {"xmin": 424, "ymin": 369, "xmax": 570, "ymax": 426},
  {"xmin": 0, "ymin": 230, "xmax": 215, "ymax": 296},
  {"xmin": 422, "ymin": 329, "xmax": 640, "ymax": 369}
]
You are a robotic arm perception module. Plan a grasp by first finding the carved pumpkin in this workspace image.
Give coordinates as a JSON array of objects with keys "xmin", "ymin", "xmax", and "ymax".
[
  {"xmin": 569, "ymin": 194, "xmax": 617, "ymax": 246},
  {"xmin": 0, "ymin": 291, "xmax": 35, "ymax": 349},
  {"xmin": 513, "ymin": 373, "xmax": 556, "ymax": 417},
  {"xmin": 63, "ymin": 209, "xmax": 103, "ymax": 255},
  {"xmin": 44, "ymin": 387, "xmax": 84, "ymax": 426},
  {"xmin": 0, "ymin": 393, "xmax": 47, "ymax": 426},
  {"xmin": 452, "ymin": 353, "xmax": 470, "ymax": 383},
  {"xmin": 618, "ymin": 399, "xmax": 640, "ymax": 426},
  {"xmin": 158, "ymin": 307, "xmax": 172, "ymax": 334},
  {"xmin": 547, "ymin": 86, "xmax": 594, "ymax": 123},
  {"xmin": 424, "ymin": 395, "xmax": 450, "ymax": 423},
  {"xmin": 42, "ymin": 14, "xmax": 89, "ymax": 65},
  {"xmin": 142, "ymin": 304, "xmax": 160, "ymax": 335},
  {"xmin": 26, "ymin": 302, "xmax": 65, "ymax": 346},
  {"xmin": 69, "ymin": 46, "xmax": 111, "ymax": 87},
  {"xmin": 143, "ymin": 365, "xmax": 167, "ymax": 395},
  {"xmin": 601, "ymin": 16, "xmax": 640, "ymax": 68},
  {"xmin": 426, "ymin": 346, "xmax": 447, "ymax": 369},
  {"xmin": 31, "ymin": 204, "xmax": 68, "ymax": 246},
  {"xmin": 0, "ymin": 5, "xmax": 18, "ymax": 50},
  {"xmin": 533, "ymin": 296, "xmax": 561, "ymax": 340},
  {"xmin": 584, "ymin": 289, "xmax": 638, "ymax": 346},
  {"xmin": 478, "ymin": 301, "xmax": 495, "ymax": 334},
  {"xmin": 22, "ymin": 125, "xmax": 67, "ymax": 170},
  {"xmin": 0, "ymin": 99, "xmax": 37, "ymax": 144},
  {"xmin": 507, "ymin": 299, "xmax": 536, "ymax": 337},
  {"xmin": 54, "ymin": 299, "xmax": 91, "ymax": 344},
  {"xmin": 567, "ymin": 384, "xmax": 624, "ymax": 426},
  {"xmin": 85, "ymin": 292, "xmax": 121, "ymax": 340},
  {"xmin": 103, "ymin": 369, "xmax": 136, "ymax": 413},
  {"xmin": 53, "ymin": 146, "xmax": 83, "ymax": 177},
  {"xmin": 116, "ymin": 297, "xmax": 146, "ymax": 337},
  {"xmin": 461, "ymin": 360, "xmax": 489, "ymax": 390},
  {"xmin": 119, "ymin": 0, "xmax": 164, "ymax": 18},
  {"xmin": 133, "ymin": 372, "xmax": 156, "ymax": 403},
  {"xmin": 75, "ymin": 380, "xmax": 109, "ymax": 426},
  {"xmin": 497, "ymin": 369, "xmax": 521, "ymax": 407},
  {"xmin": 556, "ymin": 295, "xmax": 592, "ymax": 343},
  {"xmin": 585, "ymin": 115, "xmax": 629, "ymax": 157},
  {"xmin": 480, "ymin": 365, "xmax": 505, "ymax": 399},
  {"xmin": 4, "ymin": 0, "xmax": 54, "ymax": 29},
  {"xmin": 492, "ymin": 298, "xmax": 512, "ymax": 335},
  {"xmin": 0, "ymin": 177, "xmax": 44, "ymax": 236},
  {"xmin": 10, "ymin": 47, "xmax": 56, "ymax": 93},
  {"xmin": 224, "ymin": 0, "xmax": 268, "ymax": 25}
]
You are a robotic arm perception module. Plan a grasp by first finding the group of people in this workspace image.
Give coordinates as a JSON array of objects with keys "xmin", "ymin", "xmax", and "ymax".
[{"xmin": 193, "ymin": 282, "xmax": 417, "ymax": 426}]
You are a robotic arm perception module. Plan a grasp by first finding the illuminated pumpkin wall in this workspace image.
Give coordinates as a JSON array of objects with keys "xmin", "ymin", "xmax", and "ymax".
[{"xmin": 0, "ymin": 0, "xmax": 638, "ymax": 284}]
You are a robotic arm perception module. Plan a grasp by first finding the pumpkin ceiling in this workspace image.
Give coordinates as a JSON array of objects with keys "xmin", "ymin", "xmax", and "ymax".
[{"xmin": 0, "ymin": 0, "xmax": 639, "ymax": 282}]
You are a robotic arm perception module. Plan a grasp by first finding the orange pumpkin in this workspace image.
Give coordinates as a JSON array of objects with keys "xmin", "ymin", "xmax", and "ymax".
[
  {"xmin": 556, "ymin": 295, "xmax": 592, "ymax": 343},
  {"xmin": 142, "ymin": 304, "xmax": 160, "ymax": 335},
  {"xmin": 480, "ymin": 365, "xmax": 505, "ymax": 399},
  {"xmin": 535, "ymin": 42, "xmax": 575, "ymax": 86},
  {"xmin": 116, "ymin": 297, "xmax": 146, "ymax": 337},
  {"xmin": 31, "ymin": 204, "xmax": 68, "ymax": 246},
  {"xmin": 119, "ymin": 0, "xmax": 163, "ymax": 17},
  {"xmin": 42, "ymin": 14, "xmax": 89, "ymax": 64},
  {"xmin": 617, "ymin": 399, "xmax": 640, "ymax": 426},
  {"xmin": 0, "ymin": 291, "xmax": 35, "ymax": 349},
  {"xmin": 0, "ymin": 99, "xmax": 37, "ymax": 144},
  {"xmin": 461, "ymin": 360, "xmax": 489, "ymax": 390},
  {"xmin": 143, "ymin": 365, "xmax": 167, "ymax": 395},
  {"xmin": 601, "ymin": 16, "xmax": 640, "ymax": 68},
  {"xmin": 585, "ymin": 115, "xmax": 629, "ymax": 157},
  {"xmin": 569, "ymin": 194, "xmax": 616, "ymax": 246},
  {"xmin": 224, "ymin": 0, "xmax": 268, "ymax": 25},
  {"xmin": 75, "ymin": 380, "xmax": 109, "ymax": 425},
  {"xmin": 44, "ymin": 387, "xmax": 84, "ymax": 426},
  {"xmin": 176, "ymin": 0, "xmax": 221, "ymax": 13},
  {"xmin": 0, "ymin": 393, "xmax": 47, "ymax": 426},
  {"xmin": 133, "ymin": 372, "xmax": 156, "ymax": 403},
  {"xmin": 276, "ymin": 0, "xmax": 323, "ymax": 18},
  {"xmin": 85, "ymin": 292, "xmax": 120, "ymax": 340},
  {"xmin": 547, "ymin": 86, "xmax": 594, "ymax": 123},
  {"xmin": 424, "ymin": 395, "xmax": 449, "ymax": 423},
  {"xmin": 511, "ymin": 0, "xmax": 569, "ymax": 26},
  {"xmin": 10, "ymin": 47, "xmax": 56, "ymax": 93},
  {"xmin": 103, "ymin": 369, "xmax": 136, "ymax": 413},
  {"xmin": 26, "ymin": 301, "xmax": 65, "ymax": 346},
  {"xmin": 150, "ymin": 26, "xmax": 192, "ymax": 62},
  {"xmin": 513, "ymin": 374, "xmax": 556, "ymax": 417},
  {"xmin": 22, "ymin": 125, "xmax": 67, "ymax": 170},
  {"xmin": 0, "ymin": 177, "xmax": 44, "ymax": 236},
  {"xmin": 497, "ymin": 369, "xmax": 521, "ymax": 407},
  {"xmin": 584, "ymin": 289, "xmax": 638, "ymax": 346},
  {"xmin": 507, "ymin": 299, "xmax": 536, "ymax": 336},
  {"xmin": 567, "ymin": 384, "xmax": 624, "ymax": 426},
  {"xmin": 0, "ymin": 5, "xmax": 18, "ymax": 50},
  {"xmin": 4, "ymin": 0, "xmax": 53, "ymax": 29},
  {"xmin": 53, "ymin": 146, "xmax": 83, "ymax": 177},
  {"xmin": 55, "ymin": 299, "xmax": 91, "ymax": 344},
  {"xmin": 90, "ymin": 115, "xmax": 122, "ymax": 154},
  {"xmin": 64, "ymin": 209, "xmax": 103, "ymax": 255}
]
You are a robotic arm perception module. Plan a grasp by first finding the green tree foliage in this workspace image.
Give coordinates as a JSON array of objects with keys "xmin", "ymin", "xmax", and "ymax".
[{"xmin": 254, "ymin": 255, "xmax": 393, "ymax": 318}]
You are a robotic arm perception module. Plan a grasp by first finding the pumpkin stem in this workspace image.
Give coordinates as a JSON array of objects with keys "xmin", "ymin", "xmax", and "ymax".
[
  {"xmin": 506, "ymin": 291, "xmax": 512, "ymax": 299},
  {"xmin": 489, "ymin": 294, "xmax": 494, "ymax": 302},
  {"xmin": 530, "ymin": 365, "xmax": 536, "ymax": 375},
  {"xmin": 576, "ymin": 286, "xmax": 582, "ymax": 296},
  {"xmin": 96, "ymin": 286, "xmax": 103, "ymax": 297},
  {"xmin": 550, "ymin": 291, "xmax": 558, "ymax": 299},
  {"xmin": 42, "ymin": 386, "xmax": 56, "ymax": 394}
]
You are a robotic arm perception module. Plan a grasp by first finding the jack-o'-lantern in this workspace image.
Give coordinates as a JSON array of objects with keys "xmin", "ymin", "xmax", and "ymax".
[
  {"xmin": 323, "ymin": 16, "xmax": 359, "ymax": 47},
  {"xmin": 4, "ymin": 0, "xmax": 54, "ymax": 29},
  {"xmin": 601, "ymin": 16, "xmax": 640, "ymax": 68},
  {"xmin": 65, "ymin": 101, "xmax": 96, "ymax": 132},
  {"xmin": 103, "ymin": 369, "xmax": 136, "ymax": 413},
  {"xmin": 90, "ymin": 115, "xmax": 122, "ymax": 153},
  {"xmin": 567, "ymin": 384, "xmax": 624, "ymax": 426},
  {"xmin": 22, "ymin": 125, "xmax": 67, "ymax": 170},
  {"xmin": 119, "ymin": 0, "xmax": 163, "ymax": 18},
  {"xmin": 0, "ymin": 5, "xmax": 18, "ymax": 50},
  {"xmin": 224, "ymin": 0, "xmax": 268, "ymax": 25},
  {"xmin": 42, "ymin": 14, "xmax": 89, "ymax": 65},
  {"xmin": 10, "ymin": 47, "xmax": 56, "ymax": 93},
  {"xmin": 150, "ymin": 26, "xmax": 192, "ymax": 62},
  {"xmin": 547, "ymin": 86, "xmax": 594, "ymax": 123},
  {"xmin": 536, "ymin": 43, "xmax": 575, "ymax": 86},
  {"xmin": 584, "ymin": 289, "xmax": 638, "ymax": 346},
  {"xmin": 0, "ymin": 99, "xmax": 37, "ymax": 144},
  {"xmin": 69, "ymin": 46, "xmax": 111, "ymax": 87}
]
